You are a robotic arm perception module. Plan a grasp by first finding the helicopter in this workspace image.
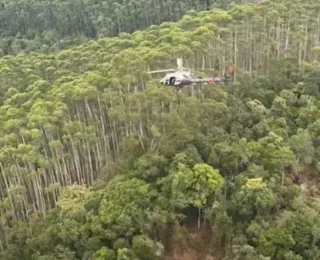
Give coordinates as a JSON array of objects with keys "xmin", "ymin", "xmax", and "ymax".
[{"xmin": 148, "ymin": 58, "xmax": 235, "ymax": 88}]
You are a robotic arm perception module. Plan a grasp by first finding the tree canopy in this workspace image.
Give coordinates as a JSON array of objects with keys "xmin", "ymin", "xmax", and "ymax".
[{"xmin": 1, "ymin": 0, "xmax": 320, "ymax": 259}]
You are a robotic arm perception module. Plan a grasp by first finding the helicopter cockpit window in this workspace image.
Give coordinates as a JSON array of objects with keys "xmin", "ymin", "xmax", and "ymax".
[{"xmin": 169, "ymin": 77, "xmax": 176, "ymax": 85}]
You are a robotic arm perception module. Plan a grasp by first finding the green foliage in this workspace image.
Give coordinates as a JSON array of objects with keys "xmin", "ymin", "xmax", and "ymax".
[
  {"xmin": 230, "ymin": 177, "xmax": 277, "ymax": 220},
  {"xmin": 1, "ymin": 0, "xmax": 320, "ymax": 259},
  {"xmin": 97, "ymin": 177, "xmax": 157, "ymax": 239},
  {"xmin": 168, "ymin": 161, "xmax": 224, "ymax": 209},
  {"xmin": 93, "ymin": 247, "xmax": 116, "ymax": 260},
  {"xmin": 259, "ymin": 228, "xmax": 296, "ymax": 258},
  {"xmin": 116, "ymin": 248, "xmax": 138, "ymax": 260},
  {"xmin": 132, "ymin": 235, "xmax": 162, "ymax": 260},
  {"xmin": 0, "ymin": 0, "xmax": 232, "ymax": 55}
]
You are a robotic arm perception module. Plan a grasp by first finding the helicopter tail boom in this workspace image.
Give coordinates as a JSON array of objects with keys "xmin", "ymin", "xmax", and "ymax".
[{"xmin": 191, "ymin": 77, "xmax": 221, "ymax": 84}]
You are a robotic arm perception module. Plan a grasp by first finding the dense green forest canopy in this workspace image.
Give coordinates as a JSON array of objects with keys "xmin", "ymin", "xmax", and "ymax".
[
  {"xmin": 0, "ymin": 0, "xmax": 253, "ymax": 55},
  {"xmin": 2, "ymin": 0, "xmax": 320, "ymax": 259}
]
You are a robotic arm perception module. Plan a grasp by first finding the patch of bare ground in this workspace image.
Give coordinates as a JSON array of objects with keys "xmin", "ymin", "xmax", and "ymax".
[{"xmin": 164, "ymin": 217, "xmax": 225, "ymax": 260}]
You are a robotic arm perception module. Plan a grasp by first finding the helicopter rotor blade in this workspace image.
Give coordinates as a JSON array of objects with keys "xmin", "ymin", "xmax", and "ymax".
[
  {"xmin": 192, "ymin": 68, "xmax": 216, "ymax": 71},
  {"xmin": 148, "ymin": 69, "xmax": 175, "ymax": 74}
]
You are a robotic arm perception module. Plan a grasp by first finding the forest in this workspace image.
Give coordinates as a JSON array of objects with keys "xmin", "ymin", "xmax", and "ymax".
[
  {"xmin": 0, "ymin": 0, "xmax": 252, "ymax": 55},
  {"xmin": 1, "ymin": 0, "xmax": 320, "ymax": 259}
]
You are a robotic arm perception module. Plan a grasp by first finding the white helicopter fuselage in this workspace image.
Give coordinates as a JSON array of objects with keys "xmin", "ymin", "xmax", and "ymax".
[{"xmin": 160, "ymin": 71, "xmax": 193, "ymax": 86}]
